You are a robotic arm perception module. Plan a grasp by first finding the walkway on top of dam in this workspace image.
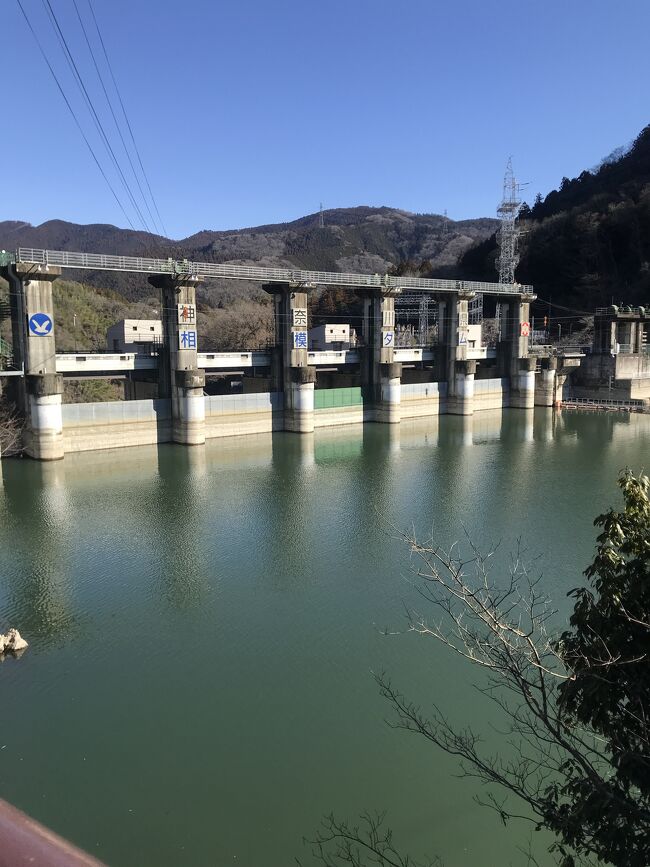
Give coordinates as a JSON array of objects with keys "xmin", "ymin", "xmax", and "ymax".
[{"xmin": 6, "ymin": 248, "xmax": 534, "ymax": 296}]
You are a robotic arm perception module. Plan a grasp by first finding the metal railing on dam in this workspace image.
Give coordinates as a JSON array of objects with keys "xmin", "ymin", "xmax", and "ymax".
[{"xmin": 11, "ymin": 248, "xmax": 533, "ymax": 296}]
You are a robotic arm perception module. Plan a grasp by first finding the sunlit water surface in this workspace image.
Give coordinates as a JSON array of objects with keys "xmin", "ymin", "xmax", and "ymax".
[{"xmin": 0, "ymin": 408, "xmax": 648, "ymax": 866}]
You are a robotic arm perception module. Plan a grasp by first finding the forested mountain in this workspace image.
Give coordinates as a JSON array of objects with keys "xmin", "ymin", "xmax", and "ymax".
[
  {"xmin": 5, "ymin": 119, "xmax": 650, "ymax": 322},
  {"xmin": 454, "ymin": 124, "xmax": 650, "ymax": 310},
  {"xmin": 0, "ymin": 207, "xmax": 498, "ymax": 359},
  {"xmin": 0, "ymin": 207, "xmax": 497, "ymax": 303}
]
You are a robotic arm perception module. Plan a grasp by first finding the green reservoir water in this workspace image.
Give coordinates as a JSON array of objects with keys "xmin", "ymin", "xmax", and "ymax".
[{"xmin": 0, "ymin": 408, "xmax": 648, "ymax": 866}]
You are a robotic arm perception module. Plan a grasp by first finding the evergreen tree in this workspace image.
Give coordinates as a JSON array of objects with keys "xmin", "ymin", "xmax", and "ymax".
[{"xmin": 556, "ymin": 471, "xmax": 650, "ymax": 867}]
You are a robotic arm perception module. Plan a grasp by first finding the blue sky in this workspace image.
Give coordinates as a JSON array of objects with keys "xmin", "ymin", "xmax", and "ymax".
[{"xmin": 2, "ymin": 0, "xmax": 649, "ymax": 238}]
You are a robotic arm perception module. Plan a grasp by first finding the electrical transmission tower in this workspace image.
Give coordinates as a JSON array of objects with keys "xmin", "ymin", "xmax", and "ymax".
[
  {"xmin": 319, "ymin": 203, "xmax": 325, "ymax": 229},
  {"xmin": 495, "ymin": 158, "xmax": 522, "ymax": 330},
  {"xmin": 496, "ymin": 157, "xmax": 522, "ymax": 284}
]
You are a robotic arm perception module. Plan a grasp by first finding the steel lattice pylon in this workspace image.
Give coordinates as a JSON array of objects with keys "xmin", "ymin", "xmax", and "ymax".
[
  {"xmin": 496, "ymin": 157, "xmax": 522, "ymax": 285},
  {"xmin": 495, "ymin": 159, "xmax": 522, "ymax": 332}
]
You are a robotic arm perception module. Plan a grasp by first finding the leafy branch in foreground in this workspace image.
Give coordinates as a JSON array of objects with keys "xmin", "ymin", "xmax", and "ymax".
[{"xmin": 302, "ymin": 471, "xmax": 650, "ymax": 867}]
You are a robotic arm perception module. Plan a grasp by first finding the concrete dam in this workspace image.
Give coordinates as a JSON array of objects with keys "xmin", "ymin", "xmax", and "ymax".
[{"xmin": 0, "ymin": 248, "xmax": 558, "ymax": 460}]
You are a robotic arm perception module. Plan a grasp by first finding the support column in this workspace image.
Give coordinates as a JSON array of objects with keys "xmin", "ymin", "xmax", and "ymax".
[
  {"xmin": 3, "ymin": 263, "xmax": 63, "ymax": 460},
  {"xmin": 374, "ymin": 361, "xmax": 401, "ymax": 423},
  {"xmin": 361, "ymin": 288, "xmax": 402, "ymax": 423},
  {"xmin": 438, "ymin": 291, "xmax": 475, "ymax": 415},
  {"xmin": 535, "ymin": 357, "xmax": 558, "ymax": 407},
  {"xmin": 448, "ymin": 359, "xmax": 477, "ymax": 414},
  {"xmin": 498, "ymin": 293, "xmax": 537, "ymax": 409},
  {"xmin": 633, "ymin": 319, "xmax": 645, "ymax": 354},
  {"xmin": 265, "ymin": 284, "xmax": 315, "ymax": 433},
  {"xmin": 149, "ymin": 274, "xmax": 205, "ymax": 445}
]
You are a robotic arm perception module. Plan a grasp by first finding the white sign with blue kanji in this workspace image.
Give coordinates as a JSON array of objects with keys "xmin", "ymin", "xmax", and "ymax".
[
  {"xmin": 458, "ymin": 332, "xmax": 467, "ymax": 345},
  {"xmin": 178, "ymin": 328, "xmax": 197, "ymax": 350},
  {"xmin": 293, "ymin": 331, "xmax": 308, "ymax": 349},
  {"xmin": 28, "ymin": 312, "xmax": 53, "ymax": 336},
  {"xmin": 382, "ymin": 331, "xmax": 394, "ymax": 347}
]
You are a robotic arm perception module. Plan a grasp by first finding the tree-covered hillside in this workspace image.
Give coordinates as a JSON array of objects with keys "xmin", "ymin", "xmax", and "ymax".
[{"xmin": 454, "ymin": 124, "xmax": 650, "ymax": 311}]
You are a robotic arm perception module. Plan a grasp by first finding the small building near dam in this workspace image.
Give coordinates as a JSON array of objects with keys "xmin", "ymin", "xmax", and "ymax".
[
  {"xmin": 569, "ymin": 305, "xmax": 650, "ymax": 401},
  {"xmin": 106, "ymin": 319, "xmax": 162, "ymax": 354}
]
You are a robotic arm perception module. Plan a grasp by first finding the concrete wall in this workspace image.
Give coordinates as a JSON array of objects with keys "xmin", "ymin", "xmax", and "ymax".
[
  {"xmin": 314, "ymin": 386, "xmax": 365, "ymax": 427},
  {"xmin": 314, "ymin": 405, "xmax": 366, "ymax": 427},
  {"xmin": 62, "ymin": 399, "xmax": 171, "ymax": 452},
  {"xmin": 204, "ymin": 392, "xmax": 283, "ymax": 438},
  {"xmin": 400, "ymin": 381, "xmax": 446, "ymax": 418},
  {"xmin": 474, "ymin": 377, "xmax": 509, "ymax": 410},
  {"xmin": 615, "ymin": 353, "xmax": 650, "ymax": 380},
  {"xmin": 63, "ymin": 393, "xmax": 284, "ymax": 452},
  {"xmin": 59, "ymin": 378, "xmax": 516, "ymax": 454}
]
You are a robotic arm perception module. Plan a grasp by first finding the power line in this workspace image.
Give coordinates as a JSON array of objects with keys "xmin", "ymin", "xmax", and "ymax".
[
  {"xmin": 14, "ymin": 0, "xmax": 137, "ymax": 231},
  {"xmin": 40, "ymin": 0, "xmax": 152, "ymax": 233},
  {"xmin": 70, "ymin": 0, "xmax": 163, "ymax": 237},
  {"xmin": 84, "ymin": 0, "xmax": 168, "ymax": 239},
  {"xmin": 534, "ymin": 295, "xmax": 594, "ymax": 317}
]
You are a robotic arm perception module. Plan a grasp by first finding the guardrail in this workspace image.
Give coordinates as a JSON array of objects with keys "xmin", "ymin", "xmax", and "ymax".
[
  {"xmin": 558, "ymin": 345, "xmax": 590, "ymax": 355},
  {"xmin": 561, "ymin": 396, "xmax": 647, "ymax": 412},
  {"xmin": 12, "ymin": 248, "xmax": 534, "ymax": 297},
  {"xmin": 614, "ymin": 344, "xmax": 650, "ymax": 356},
  {"xmin": 529, "ymin": 344, "xmax": 590, "ymax": 358},
  {"xmin": 596, "ymin": 306, "xmax": 647, "ymax": 315}
]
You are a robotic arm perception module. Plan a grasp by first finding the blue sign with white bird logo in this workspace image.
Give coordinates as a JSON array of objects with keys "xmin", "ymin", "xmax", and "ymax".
[{"xmin": 29, "ymin": 313, "xmax": 53, "ymax": 336}]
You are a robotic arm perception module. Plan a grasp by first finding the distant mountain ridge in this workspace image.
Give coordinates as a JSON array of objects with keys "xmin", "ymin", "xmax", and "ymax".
[{"xmin": 0, "ymin": 207, "xmax": 498, "ymax": 300}]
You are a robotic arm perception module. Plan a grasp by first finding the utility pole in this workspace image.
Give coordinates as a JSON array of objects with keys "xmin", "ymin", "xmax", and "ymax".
[{"xmin": 319, "ymin": 203, "xmax": 325, "ymax": 229}]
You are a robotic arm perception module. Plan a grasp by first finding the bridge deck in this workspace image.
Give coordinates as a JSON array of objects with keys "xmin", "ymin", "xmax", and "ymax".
[
  {"xmin": 9, "ymin": 248, "xmax": 533, "ymax": 296},
  {"xmin": 49, "ymin": 346, "xmax": 496, "ymax": 375}
]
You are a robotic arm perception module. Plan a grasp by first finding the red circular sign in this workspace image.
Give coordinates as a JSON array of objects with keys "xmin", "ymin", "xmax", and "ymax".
[{"xmin": 520, "ymin": 321, "xmax": 530, "ymax": 337}]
